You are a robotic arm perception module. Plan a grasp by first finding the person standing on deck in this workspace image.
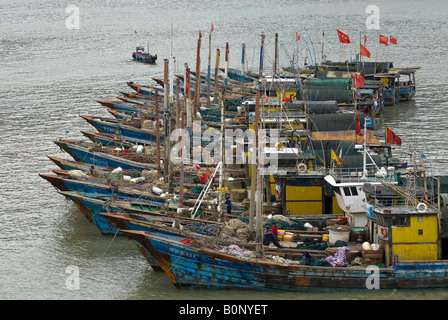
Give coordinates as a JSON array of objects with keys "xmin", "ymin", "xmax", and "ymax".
[
  {"xmin": 225, "ymin": 196, "xmax": 232, "ymax": 215},
  {"xmin": 272, "ymin": 223, "xmax": 279, "ymax": 241}
]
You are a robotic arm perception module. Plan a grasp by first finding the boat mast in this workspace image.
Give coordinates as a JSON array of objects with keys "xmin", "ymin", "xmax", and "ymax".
[
  {"xmin": 362, "ymin": 115, "xmax": 367, "ymax": 180},
  {"xmin": 241, "ymin": 43, "xmax": 246, "ymax": 91},
  {"xmin": 206, "ymin": 25, "xmax": 212, "ymax": 108},
  {"xmin": 259, "ymin": 32, "xmax": 265, "ymax": 78},
  {"xmin": 194, "ymin": 30, "xmax": 201, "ymax": 117},
  {"xmin": 254, "ymin": 90, "xmax": 263, "ymax": 256},
  {"xmin": 217, "ymin": 45, "xmax": 228, "ymax": 222}
]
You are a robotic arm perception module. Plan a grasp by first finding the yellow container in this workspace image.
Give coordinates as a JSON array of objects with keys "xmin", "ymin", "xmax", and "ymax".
[
  {"xmin": 278, "ymin": 230, "xmax": 285, "ymax": 241},
  {"xmin": 283, "ymin": 232, "xmax": 294, "ymax": 241}
]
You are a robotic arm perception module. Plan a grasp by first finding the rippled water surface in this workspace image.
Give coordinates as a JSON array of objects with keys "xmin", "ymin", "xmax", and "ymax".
[{"xmin": 1, "ymin": 0, "xmax": 448, "ymax": 300}]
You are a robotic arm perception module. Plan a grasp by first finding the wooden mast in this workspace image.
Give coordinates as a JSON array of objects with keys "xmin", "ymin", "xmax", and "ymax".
[
  {"xmin": 254, "ymin": 90, "xmax": 263, "ymax": 256},
  {"xmin": 193, "ymin": 30, "xmax": 201, "ymax": 117},
  {"xmin": 155, "ymin": 90, "xmax": 161, "ymax": 176},
  {"xmin": 163, "ymin": 58, "xmax": 169, "ymax": 180}
]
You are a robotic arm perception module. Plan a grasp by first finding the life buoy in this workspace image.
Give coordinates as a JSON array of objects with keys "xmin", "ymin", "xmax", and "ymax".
[
  {"xmin": 275, "ymin": 141, "xmax": 284, "ymax": 151},
  {"xmin": 275, "ymin": 185, "xmax": 281, "ymax": 198},
  {"xmin": 379, "ymin": 226, "xmax": 387, "ymax": 238},
  {"xmin": 261, "ymin": 95, "xmax": 268, "ymax": 103},
  {"xmin": 297, "ymin": 163, "xmax": 307, "ymax": 173},
  {"xmin": 416, "ymin": 202, "xmax": 427, "ymax": 213}
]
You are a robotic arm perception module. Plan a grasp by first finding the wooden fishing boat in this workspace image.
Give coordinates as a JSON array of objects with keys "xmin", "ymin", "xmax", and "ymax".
[
  {"xmin": 390, "ymin": 67, "xmax": 419, "ymax": 101},
  {"xmin": 132, "ymin": 46, "xmax": 157, "ymax": 63},
  {"xmin": 127, "ymin": 82, "xmax": 162, "ymax": 96},
  {"xmin": 39, "ymin": 170, "xmax": 166, "ymax": 206},
  {"xmin": 98, "ymin": 212, "xmax": 334, "ymax": 273},
  {"xmin": 47, "ymin": 155, "xmax": 113, "ymax": 175},
  {"xmin": 54, "ymin": 139, "xmax": 159, "ymax": 173},
  {"xmin": 221, "ymin": 67, "xmax": 258, "ymax": 83},
  {"xmin": 80, "ymin": 130, "xmax": 142, "ymax": 149},
  {"xmin": 80, "ymin": 114, "xmax": 161, "ymax": 143},
  {"xmin": 56, "ymin": 190, "xmax": 218, "ymax": 235},
  {"xmin": 96, "ymin": 100, "xmax": 161, "ymax": 118},
  {"xmin": 121, "ymin": 227, "xmax": 448, "ymax": 291}
]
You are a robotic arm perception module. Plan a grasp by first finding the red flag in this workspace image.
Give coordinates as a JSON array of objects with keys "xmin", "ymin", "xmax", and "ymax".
[
  {"xmin": 322, "ymin": 30, "xmax": 325, "ymax": 37},
  {"xmin": 211, "ymin": 24, "xmax": 214, "ymax": 32},
  {"xmin": 134, "ymin": 30, "xmax": 137, "ymax": 34},
  {"xmin": 355, "ymin": 113, "xmax": 363, "ymax": 136},
  {"xmin": 386, "ymin": 127, "xmax": 402, "ymax": 146},
  {"xmin": 390, "ymin": 36, "xmax": 397, "ymax": 45},
  {"xmin": 199, "ymin": 30, "xmax": 202, "ymax": 39},
  {"xmin": 295, "ymin": 32, "xmax": 300, "ymax": 42},
  {"xmin": 351, "ymin": 73, "xmax": 365, "ymax": 88},
  {"xmin": 364, "ymin": 34, "xmax": 367, "ymax": 45},
  {"xmin": 379, "ymin": 34, "xmax": 389, "ymax": 46},
  {"xmin": 360, "ymin": 44, "xmax": 371, "ymax": 58},
  {"xmin": 337, "ymin": 29, "xmax": 351, "ymax": 44}
]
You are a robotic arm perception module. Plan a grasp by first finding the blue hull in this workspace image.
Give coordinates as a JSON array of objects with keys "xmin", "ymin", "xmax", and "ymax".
[
  {"xmin": 86, "ymin": 120, "xmax": 159, "ymax": 143},
  {"xmin": 226, "ymin": 68, "xmax": 257, "ymax": 83},
  {"xmin": 60, "ymin": 191, "xmax": 124, "ymax": 234},
  {"xmin": 399, "ymin": 86, "xmax": 415, "ymax": 101},
  {"xmin": 56, "ymin": 141, "xmax": 157, "ymax": 173},
  {"xmin": 108, "ymin": 102, "xmax": 161, "ymax": 118},
  {"xmin": 123, "ymin": 231, "xmax": 448, "ymax": 291},
  {"xmin": 47, "ymin": 176, "xmax": 164, "ymax": 206}
]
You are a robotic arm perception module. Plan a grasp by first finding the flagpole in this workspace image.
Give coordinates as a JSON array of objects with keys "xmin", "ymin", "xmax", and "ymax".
[
  {"xmin": 385, "ymin": 126, "xmax": 389, "ymax": 167},
  {"xmin": 362, "ymin": 115, "xmax": 367, "ymax": 180}
]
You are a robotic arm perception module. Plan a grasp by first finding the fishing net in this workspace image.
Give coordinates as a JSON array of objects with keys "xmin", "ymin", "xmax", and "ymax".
[{"xmin": 263, "ymin": 217, "xmax": 306, "ymax": 231}]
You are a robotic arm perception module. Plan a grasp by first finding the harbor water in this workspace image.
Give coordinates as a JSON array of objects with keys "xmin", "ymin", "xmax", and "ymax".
[{"xmin": 1, "ymin": 0, "xmax": 448, "ymax": 300}]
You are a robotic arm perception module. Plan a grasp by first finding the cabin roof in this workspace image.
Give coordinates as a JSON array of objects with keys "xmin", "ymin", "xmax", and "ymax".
[{"xmin": 373, "ymin": 205, "xmax": 438, "ymax": 216}]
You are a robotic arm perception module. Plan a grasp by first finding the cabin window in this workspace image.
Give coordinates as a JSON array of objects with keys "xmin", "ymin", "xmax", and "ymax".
[
  {"xmin": 418, "ymin": 229, "xmax": 423, "ymax": 236},
  {"xmin": 391, "ymin": 216, "xmax": 410, "ymax": 227},
  {"xmin": 342, "ymin": 187, "xmax": 359, "ymax": 197},
  {"xmin": 418, "ymin": 216, "xmax": 423, "ymax": 222}
]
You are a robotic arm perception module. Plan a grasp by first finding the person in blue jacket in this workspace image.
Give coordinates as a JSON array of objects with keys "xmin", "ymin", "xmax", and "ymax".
[{"xmin": 225, "ymin": 196, "xmax": 232, "ymax": 215}]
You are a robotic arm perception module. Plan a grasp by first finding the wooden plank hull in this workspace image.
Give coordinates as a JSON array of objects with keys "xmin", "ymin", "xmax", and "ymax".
[
  {"xmin": 80, "ymin": 115, "xmax": 160, "ymax": 143},
  {"xmin": 122, "ymin": 231, "xmax": 448, "ymax": 291},
  {"xmin": 54, "ymin": 139, "xmax": 158, "ymax": 173}
]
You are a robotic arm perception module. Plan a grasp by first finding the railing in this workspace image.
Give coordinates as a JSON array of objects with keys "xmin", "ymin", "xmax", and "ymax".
[{"xmin": 330, "ymin": 167, "xmax": 398, "ymax": 184}]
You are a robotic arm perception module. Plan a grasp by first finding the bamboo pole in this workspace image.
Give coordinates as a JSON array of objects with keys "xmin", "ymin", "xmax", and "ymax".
[
  {"xmin": 214, "ymin": 48, "xmax": 220, "ymax": 103},
  {"xmin": 194, "ymin": 31, "xmax": 201, "ymax": 116},
  {"xmin": 254, "ymin": 90, "xmax": 263, "ymax": 256},
  {"xmin": 274, "ymin": 33, "xmax": 278, "ymax": 75},
  {"xmin": 259, "ymin": 32, "xmax": 265, "ymax": 78},
  {"xmin": 163, "ymin": 59, "xmax": 169, "ymax": 180},
  {"xmin": 206, "ymin": 28, "xmax": 212, "ymax": 108},
  {"xmin": 155, "ymin": 90, "xmax": 161, "ymax": 176},
  {"xmin": 179, "ymin": 111, "xmax": 185, "ymax": 209},
  {"xmin": 249, "ymin": 90, "xmax": 261, "ymax": 242}
]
